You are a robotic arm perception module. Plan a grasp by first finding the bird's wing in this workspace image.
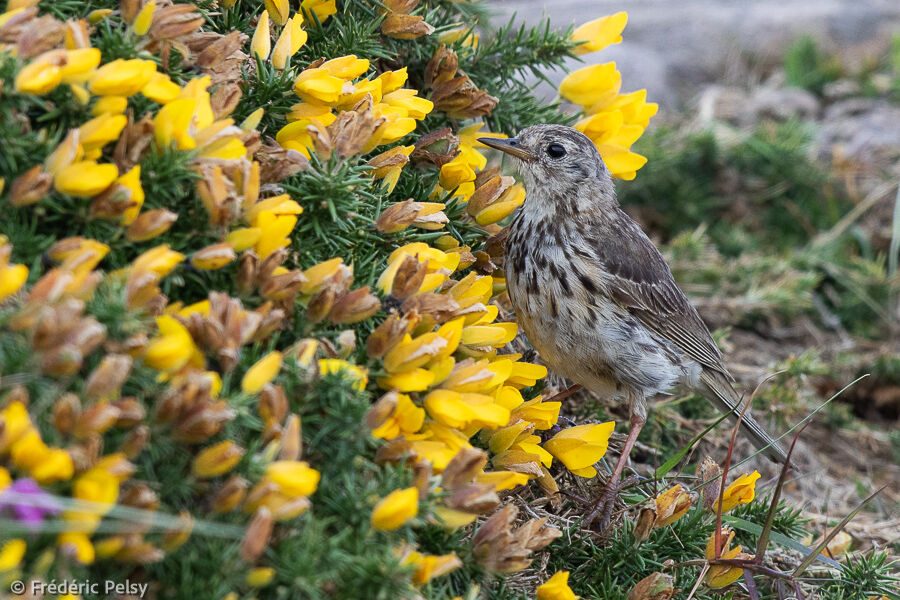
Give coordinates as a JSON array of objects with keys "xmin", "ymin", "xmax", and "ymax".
[{"xmin": 591, "ymin": 212, "xmax": 732, "ymax": 378}]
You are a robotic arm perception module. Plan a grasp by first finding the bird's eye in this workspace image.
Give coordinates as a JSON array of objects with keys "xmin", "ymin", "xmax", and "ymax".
[{"xmin": 546, "ymin": 143, "xmax": 566, "ymax": 158}]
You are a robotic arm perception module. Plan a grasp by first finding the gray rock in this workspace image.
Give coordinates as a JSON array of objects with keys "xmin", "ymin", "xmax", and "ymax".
[
  {"xmin": 818, "ymin": 100, "xmax": 900, "ymax": 163},
  {"xmin": 822, "ymin": 78, "xmax": 863, "ymax": 101},
  {"xmin": 748, "ymin": 86, "xmax": 821, "ymax": 122}
]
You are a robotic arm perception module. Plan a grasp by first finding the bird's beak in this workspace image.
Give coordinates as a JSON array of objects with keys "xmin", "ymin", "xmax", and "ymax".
[{"xmin": 477, "ymin": 137, "xmax": 535, "ymax": 162}]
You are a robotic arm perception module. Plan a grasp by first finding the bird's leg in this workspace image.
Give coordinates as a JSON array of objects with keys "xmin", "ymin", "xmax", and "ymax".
[
  {"xmin": 586, "ymin": 408, "xmax": 646, "ymax": 532},
  {"xmin": 543, "ymin": 384, "xmax": 582, "ymax": 403}
]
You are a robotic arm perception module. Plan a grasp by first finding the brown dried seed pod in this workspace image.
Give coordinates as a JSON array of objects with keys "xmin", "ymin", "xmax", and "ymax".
[{"xmin": 240, "ymin": 507, "xmax": 274, "ymax": 562}]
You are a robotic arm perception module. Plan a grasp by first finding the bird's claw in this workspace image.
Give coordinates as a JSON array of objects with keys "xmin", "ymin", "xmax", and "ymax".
[{"xmin": 584, "ymin": 474, "xmax": 640, "ymax": 532}]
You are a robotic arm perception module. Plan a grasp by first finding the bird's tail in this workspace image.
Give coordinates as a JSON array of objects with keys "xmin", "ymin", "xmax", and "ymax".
[{"xmin": 698, "ymin": 370, "xmax": 788, "ymax": 464}]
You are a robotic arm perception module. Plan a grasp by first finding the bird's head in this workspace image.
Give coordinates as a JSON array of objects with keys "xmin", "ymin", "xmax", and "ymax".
[{"xmin": 477, "ymin": 124, "xmax": 614, "ymax": 208}]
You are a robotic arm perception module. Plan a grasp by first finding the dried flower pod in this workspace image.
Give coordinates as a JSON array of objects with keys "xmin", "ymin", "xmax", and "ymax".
[
  {"xmin": 259, "ymin": 384, "xmax": 289, "ymax": 424},
  {"xmin": 211, "ymin": 83, "xmax": 243, "ymax": 119},
  {"xmin": 432, "ymin": 76, "xmax": 498, "ymax": 119},
  {"xmin": 73, "ymin": 402, "xmax": 122, "ymax": 439},
  {"xmin": 241, "ymin": 507, "xmax": 274, "ymax": 562},
  {"xmin": 425, "ymin": 46, "xmax": 458, "ymax": 88},
  {"xmin": 382, "ymin": 0, "xmax": 419, "ymax": 12},
  {"xmin": 53, "ymin": 393, "xmax": 81, "ymax": 435},
  {"xmin": 627, "ymin": 572, "xmax": 675, "ymax": 600},
  {"xmin": 16, "ymin": 15, "xmax": 65, "ymax": 59},
  {"xmin": 256, "ymin": 144, "xmax": 309, "ymax": 183},
  {"xmin": 446, "ymin": 483, "xmax": 499, "ymax": 514},
  {"xmin": 116, "ymin": 536, "xmax": 165, "ymax": 564},
  {"xmin": 411, "ymin": 127, "xmax": 459, "ymax": 167},
  {"xmin": 148, "ymin": 4, "xmax": 204, "ymax": 41},
  {"xmin": 173, "ymin": 401, "xmax": 236, "ymax": 442},
  {"xmin": 121, "ymin": 484, "xmax": 160, "ymax": 512},
  {"xmin": 441, "ymin": 447, "xmax": 488, "ymax": 490},
  {"xmin": 210, "ymin": 475, "xmax": 248, "ymax": 514},
  {"xmin": 10, "ymin": 165, "xmax": 53, "ymax": 206},
  {"xmin": 366, "ymin": 391, "xmax": 398, "ymax": 430},
  {"xmin": 41, "ymin": 344, "xmax": 84, "ymax": 376},
  {"xmin": 120, "ymin": 0, "xmax": 142, "ymax": 24},
  {"xmin": 366, "ymin": 312, "xmax": 416, "ymax": 359},
  {"xmin": 400, "ymin": 293, "xmax": 459, "ymax": 323},
  {"xmin": 278, "ymin": 415, "xmax": 302, "ymax": 461},
  {"xmin": 328, "ymin": 104, "xmax": 379, "ymax": 158},
  {"xmin": 197, "ymin": 30, "xmax": 245, "ymax": 68},
  {"xmin": 699, "ymin": 456, "xmax": 723, "ymax": 512},
  {"xmin": 633, "ymin": 506, "xmax": 656, "ymax": 542},
  {"xmin": 161, "ymin": 510, "xmax": 194, "ymax": 552},
  {"xmin": 368, "ymin": 146, "xmax": 411, "ymax": 176},
  {"xmin": 84, "ymin": 354, "xmax": 133, "ymax": 400},
  {"xmin": 120, "ymin": 425, "xmax": 150, "ymax": 459},
  {"xmin": 382, "ymin": 13, "xmax": 434, "ymax": 40},
  {"xmin": 191, "ymin": 242, "xmax": 237, "ymax": 270},
  {"xmin": 328, "ymin": 286, "xmax": 380, "ymax": 324},
  {"xmin": 259, "ymin": 271, "xmax": 306, "ymax": 301},
  {"xmin": 467, "ymin": 175, "xmax": 514, "ymax": 217},
  {"xmin": 472, "ymin": 504, "xmax": 561, "ymax": 573},
  {"xmin": 306, "ymin": 288, "xmax": 336, "ymax": 324},
  {"xmin": 126, "ymin": 209, "xmax": 178, "ymax": 242},
  {"xmin": 412, "ymin": 460, "xmax": 432, "ymax": 498},
  {"xmin": 375, "ymin": 200, "xmax": 421, "ymax": 234},
  {"xmin": 390, "ymin": 255, "xmax": 428, "ymax": 301}
]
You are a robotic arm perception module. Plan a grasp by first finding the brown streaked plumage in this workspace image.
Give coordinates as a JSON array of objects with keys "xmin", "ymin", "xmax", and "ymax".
[{"xmin": 479, "ymin": 125, "xmax": 786, "ymax": 528}]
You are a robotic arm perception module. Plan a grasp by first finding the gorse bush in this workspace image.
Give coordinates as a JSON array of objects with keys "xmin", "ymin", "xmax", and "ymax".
[{"xmin": 0, "ymin": 1, "xmax": 896, "ymax": 600}]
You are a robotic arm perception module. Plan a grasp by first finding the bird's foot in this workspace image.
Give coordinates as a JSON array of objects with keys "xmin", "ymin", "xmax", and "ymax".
[{"xmin": 584, "ymin": 474, "xmax": 639, "ymax": 532}]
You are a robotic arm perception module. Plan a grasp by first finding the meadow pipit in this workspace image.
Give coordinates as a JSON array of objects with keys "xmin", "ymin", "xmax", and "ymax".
[{"xmin": 479, "ymin": 125, "xmax": 786, "ymax": 529}]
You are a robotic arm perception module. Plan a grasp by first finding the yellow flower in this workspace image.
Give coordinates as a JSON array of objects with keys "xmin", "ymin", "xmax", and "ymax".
[
  {"xmin": 242, "ymin": 351, "xmax": 284, "ymax": 393},
  {"xmin": 558, "ymin": 62, "xmax": 620, "ymax": 106},
  {"xmin": 31, "ymin": 447, "xmax": 74, "ymax": 484},
  {"xmin": 0, "ymin": 401, "xmax": 31, "ymax": 454},
  {"xmin": 0, "ymin": 467, "xmax": 9, "ymax": 490},
  {"xmin": 226, "ymin": 227, "xmax": 262, "ymax": 251},
  {"xmin": 537, "ymin": 571, "xmax": 577, "ymax": 600},
  {"xmin": 60, "ymin": 48, "xmax": 102, "ymax": 84},
  {"xmin": 92, "ymin": 95, "xmax": 128, "ymax": 115},
  {"xmin": 543, "ymin": 422, "xmax": 615, "ymax": 477},
  {"xmin": 154, "ymin": 97, "xmax": 198, "ymax": 150},
  {"xmin": 264, "ymin": 460, "xmax": 320, "ymax": 497},
  {"xmin": 318, "ymin": 358, "xmax": 368, "ymax": 390},
  {"xmin": 72, "ymin": 466, "xmax": 120, "ymax": 512},
  {"xmin": 423, "ymin": 390, "xmax": 509, "ymax": 430},
  {"xmin": 89, "ymin": 58, "xmax": 157, "ymax": 97},
  {"xmin": 653, "ymin": 484, "xmax": 692, "ymax": 527},
  {"xmin": 0, "ymin": 538, "xmax": 25, "ymax": 572},
  {"xmin": 301, "ymin": 0, "xmax": 337, "ymax": 23},
  {"xmin": 79, "ymin": 113, "xmax": 128, "ymax": 152},
  {"xmin": 370, "ymin": 393, "xmax": 425, "ymax": 440},
  {"xmin": 381, "ymin": 89, "xmax": 433, "ymax": 119},
  {"xmin": 192, "ymin": 441, "xmax": 245, "ymax": 478},
  {"xmin": 439, "ymin": 154, "xmax": 476, "ymax": 195},
  {"xmin": 287, "ymin": 15, "xmax": 308, "ymax": 53},
  {"xmin": 376, "ymin": 67, "xmax": 408, "ymax": 93},
  {"xmin": 87, "ymin": 8, "xmax": 113, "ymax": 23},
  {"xmin": 133, "ymin": 0, "xmax": 156, "ymax": 35},
  {"xmin": 14, "ymin": 54, "xmax": 63, "ymax": 95},
  {"xmin": 131, "ymin": 244, "xmax": 184, "ymax": 277},
  {"xmin": 705, "ymin": 527, "xmax": 744, "ymax": 588},
  {"xmin": 58, "ymin": 532, "xmax": 95, "ymax": 565},
  {"xmin": 54, "ymin": 161, "xmax": 118, "ymax": 197},
  {"xmin": 251, "ymin": 9, "xmax": 271, "ymax": 61},
  {"xmin": 571, "ymin": 12, "xmax": 627, "ymax": 55},
  {"xmin": 371, "ymin": 487, "xmax": 418, "ymax": 531},
  {"xmin": 144, "ymin": 315, "xmax": 196, "ymax": 372},
  {"xmin": 714, "ymin": 471, "xmax": 760, "ymax": 514},
  {"xmin": 271, "ymin": 23, "xmax": 293, "ymax": 69},
  {"xmin": 293, "ymin": 67, "xmax": 345, "ymax": 104},
  {"xmin": 246, "ymin": 567, "xmax": 276, "ymax": 587},
  {"xmin": 264, "ymin": 0, "xmax": 289, "ymax": 25},
  {"xmin": 0, "ymin": 262, "xmax": 28, "ymax": 301},
  {"xmin": 476, "ymin": 470, "xmax": 530, "ymax": 491},
  {"xmin": 142, "ymin": 72, "xmax": 181, "ymax": 104},
  {"xmin": 191, "ymin": 243, "xmax": 236, "ymax": 270},
  {"xmin": 404, "ymin": 551, "xmax": 462, "ymax": 585}
]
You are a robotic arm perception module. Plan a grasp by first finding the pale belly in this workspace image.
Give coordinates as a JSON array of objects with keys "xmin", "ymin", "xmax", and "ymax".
[{"xmin": 506, "ymin": 257, "xmax": 696, "ymax": 400}]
